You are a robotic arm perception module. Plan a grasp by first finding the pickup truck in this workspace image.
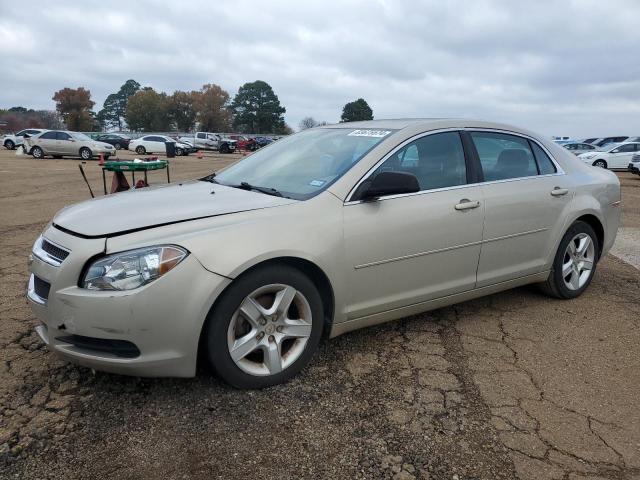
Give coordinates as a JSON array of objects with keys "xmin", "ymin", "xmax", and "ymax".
[
  {"xmin": 3, "ymin": 128, "xmax": 47, "ymax": 150},
  {"xmin": 178, "ymin": 132, "xmax": 237, "ymax": 153}
]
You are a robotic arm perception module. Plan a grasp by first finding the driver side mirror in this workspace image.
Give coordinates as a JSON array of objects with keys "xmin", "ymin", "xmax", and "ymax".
[{"xmin": 358, "ymin": 171, "xmax": 420, "ymax": 201}]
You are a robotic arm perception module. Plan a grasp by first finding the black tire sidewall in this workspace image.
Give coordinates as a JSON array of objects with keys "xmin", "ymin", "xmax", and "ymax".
[
  {"xmin": 114, "ymin": 143, "xmax": 121, "ymax": 150},
  {"xmin": 80, "ymin": 148, "xmax": 92, "ymax": 160},
  {"xmin": 32, "ymin": 147, "xmax": 43, "ymax": 158},
  {"xmin": 5, "ymin": 140, "xmax": 14, "ymax": 150},
  {"xmin": 204, "ymin": 265, "xmax": 324, "ymax": 389},
  {"xmin": 593, "ymin": 160, "xmax": 607, "ymax": 168},
  {"xmin": 550, "ymin": 221, "xmax": 599, "ymax": 299},
  {"xmin": 136, "ymin": 146, "xmax": 145, "ymax": 154}
]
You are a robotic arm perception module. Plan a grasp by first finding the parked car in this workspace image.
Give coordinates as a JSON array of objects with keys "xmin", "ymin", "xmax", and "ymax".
[
  {"xmin": 563, "ymin": 142, "xmax": 597, "ymax": 155},
  {"xmin": 128, "ymin": 135, "xmax": 192, "ymax": 156},
  {"xmin": 26, "ymin": 119, "xmax": 620, "ymax": 388},
  {"xmin": 625, "ymin": 136, "xmax": 640, "ymax": 143},
  {"xmin": 578, "ymin": 142, "xmax": 640, "ymax": 169},
  {"xmin": 95, "ymin": 133, "xmax": 131, "ymax": 150},
  {"xmin": 594, "ymin": 136, "xmax": 628, "ymax": 148},
  {"xmin": 552, "ymin": 136, "xmax": 573, "ymax": 145},
  {"xmin": 229, "ymin": 135, "xmax": 258, "ymax": 151},
  {"xmin": 178, "ymin": 132, "xmax": 237, "ymax": 153},
  {"xmin": 583, "ymin": 138, "xmax": 599, "ymax": 144},
  {"xmin": 254, "ymin": 136, "xmax": 273, "ymax": 148},
  {"xmin": 23, "ymin": 130, "xmax": 115, "ymax": 160},
  {"xmin": 3, "ymin": 128, "xmax": 47, "ymax": 150},
  {"xmin": 628, "ymin": 154, "xmax": 640, "ymax": 175}
]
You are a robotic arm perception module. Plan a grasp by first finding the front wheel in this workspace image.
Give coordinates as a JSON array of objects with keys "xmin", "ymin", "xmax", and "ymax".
[
  {"xmin": 219, "ymin": 143, "xmax": 230, "ymax": 154},
  {"xmin": 114, "ymin": 143, "xmax": 121, "ymax": 150},
  {"xmin": 542, "ymin": 221, "xmax": 599, "ymax": 299},
  {"xmin": 32, "ymin": 146, "xmax": 44, "ymax": 159},
  {"xmin": 175, "ymin": 147, "xmax": 184, "ymax": 156},
  {"xmin": 4, "ymin": 140, "xmax": 15, "ymax": 150},
  {"xmin": 80, "ymin": 147, "xmax": 92, "ymax": 160},
  {"xmin": 593, "ymin": 159, "xmax": 607, "ymax": 168},
  {"xmin": 204, "ymin": 265, "xmax": 324, "ymax": 389}
]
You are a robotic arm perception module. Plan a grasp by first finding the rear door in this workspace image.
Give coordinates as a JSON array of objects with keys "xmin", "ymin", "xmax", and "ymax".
[
  {"xmin": 469, "ymin": 131, "xmax": 571, "ymax": 287},
  {"xmin": 343, "ymin": 130, "xmax": 485, "ymax": 319},
  {"xmin": 37, "ymin": 131, "xmax": 59, "ymax": 154}
]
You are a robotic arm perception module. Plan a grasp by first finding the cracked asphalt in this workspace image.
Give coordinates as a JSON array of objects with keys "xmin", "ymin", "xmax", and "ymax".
[{"xmin": 1, "ymin": 149, "xmax": 639, "ymax": 480}]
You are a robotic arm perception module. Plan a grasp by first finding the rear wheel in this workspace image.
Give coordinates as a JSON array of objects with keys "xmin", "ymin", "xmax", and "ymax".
[
  {"xmin": 204, "ymin": 265, "xmax": 324, "ymax": 389},
  {"xmin": 4, "ymin": 140, "xmax": 15, "ymax": 150},
  {"xmin": 32, "ymin": 146, "xmax": 44, "ymax": 159},
  {"xmin": 114, "ymin": 143, "xmax": 122, "ymax": 150},
  {"xmin": 135, "ymin": 146, "xmax": 146, "ymax": 155},
  {"xmin": 593, "ymin": 159, "xmax": 607, "ymax": 168},
  {"xmin": 542, "ymin": 221, "xmax": 598, "ymax": 299},
  {"xmin": 175, "ymin": 147, "xmax": 184, "ymax": 156}
]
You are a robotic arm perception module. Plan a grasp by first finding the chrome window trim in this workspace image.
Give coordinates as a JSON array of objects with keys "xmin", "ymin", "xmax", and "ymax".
[
  {"xmin": 27, "ymin": 274, "xmax": 47, "ymax": 305},
  {"xmin": 344, "ymin": 127, "xmax": 566, "ymax": 205},
  {"xmin": 32, "ymin": 235, "xmax": 70, "ymax": 267}
]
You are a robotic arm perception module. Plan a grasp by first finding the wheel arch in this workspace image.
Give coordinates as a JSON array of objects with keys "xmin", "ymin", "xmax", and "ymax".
[
  {"xmin": 592, "ymin": 159, "xmax": 607, "ymax": 167},
  {"xmin": 574, "ymin": 213, "xmax": 604, "ymax": 258}
]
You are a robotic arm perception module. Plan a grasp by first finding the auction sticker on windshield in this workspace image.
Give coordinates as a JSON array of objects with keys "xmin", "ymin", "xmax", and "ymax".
[{"xmin": 348, "ymin": 129, "xmax": 392, "ymax": 138}]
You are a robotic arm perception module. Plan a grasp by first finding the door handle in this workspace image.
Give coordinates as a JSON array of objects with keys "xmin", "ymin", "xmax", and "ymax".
[
  {"xmin": 550, "ymin": 187, "xmax": 569, "ymax": 197},
  {"xmin": 454, "ymin": 199, "xmax": 480, "ymax": 211}
]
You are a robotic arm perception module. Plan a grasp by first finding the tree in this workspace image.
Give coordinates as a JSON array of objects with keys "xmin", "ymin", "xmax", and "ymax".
[
  {"xmin": 125, "ymin": 89, "xmax": 171, "ymax": 132},
  {"xmin": 97, "ymin": 79, "xmax": 141, "ymax": 131},
  {"xmin": 8, "ymin": 106, "xmax": 28, "ymax": 113},
  {"xmin": 230, "ymin": 80, "xmax": 286, "ymax": 134},
  {"xmin": 299, "ymin": 116, "xmax": 317, "ymax": 130},
  {"xmin": 340, "ymin": 98, "xmax": 373, "ymax": 122},
  {"xmin": 52, "ymin": 87, "xmax": 95, "ymax": 130},
  {"xmin": 194, "ymin": 84, "xmax": 231, "ymax": 132},
  {"xmin": 167, "ymin": 90, "xmax": 197, "ymax": 132}
]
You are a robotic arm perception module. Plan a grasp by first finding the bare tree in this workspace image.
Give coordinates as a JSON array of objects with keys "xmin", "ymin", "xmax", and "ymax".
[{"xmin": 299, "ymin": 116, "xmax": 317, "ymax": 130}]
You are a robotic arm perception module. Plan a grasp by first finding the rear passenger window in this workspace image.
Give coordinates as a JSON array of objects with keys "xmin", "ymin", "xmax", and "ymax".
[
  {"xmin": 530, "ymin": 142, "xmax": 557, "ymax": 175},
  {"xmin": 372, "ymin": 132, "xmax": 467, "ymax": 192},
  {"xmin": 470, "ymin": 132, "xmax": 538, "ymax": 181}
]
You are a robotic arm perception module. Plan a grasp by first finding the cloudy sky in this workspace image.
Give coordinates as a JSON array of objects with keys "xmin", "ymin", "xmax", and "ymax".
[{"xmin": 1, "ymin": 0, "xmax": 639, "ymax": 137}]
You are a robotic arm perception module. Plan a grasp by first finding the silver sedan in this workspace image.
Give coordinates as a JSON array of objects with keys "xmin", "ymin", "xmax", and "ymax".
[{"xmin": 27, "ymin": 119, "xmax": 620, "ymax": 388}]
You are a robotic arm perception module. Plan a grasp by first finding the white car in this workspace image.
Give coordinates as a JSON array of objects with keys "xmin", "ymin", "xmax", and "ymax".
[
  {"xmin": 628, "ymin": 154, "xmax": 640, "ymax": 176},
  {"xmin": 578, "ymin": 142, "xmax": 640, "ymax": 169},
  {"xmin": 563, "ymin": 142, "xmax": 597, "ymax": 155},
  {"xmin": 3, "ymin": 128, "xmax": 47, "ymax": 150},
  {"xmin": 129, "ymin": 135, "xmax": 192, "ymax": 156}
]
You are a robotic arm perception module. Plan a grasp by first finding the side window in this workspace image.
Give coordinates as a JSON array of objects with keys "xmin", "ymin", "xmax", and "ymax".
[
  {"xmin": 56, "ymin": 132, "xmax": 72, "ymax": 140},
  {"xmin": 530, "ymin": 142, "xmax": 557, "ymax": 175},
  {"xmin": 16, "ymin": 130, "xmax": 26, "ymax": 136},
  {"xmin": 371, "ymin": 131, "xmax": 467, "ymax": 192},
  {"xmin": 615, "ymin": 144, "xmax": 635, "ymax": 153},
  {"xmin": 40, "ymin": 131, "xmax": 58, "ymax": 140},
  {"xmin": 470, "ymin": 132, "xmax": 538, "ymax": 181},
  {"xmin": 197, "ymin": 133, "xmax": 206, "ymax": 139}
]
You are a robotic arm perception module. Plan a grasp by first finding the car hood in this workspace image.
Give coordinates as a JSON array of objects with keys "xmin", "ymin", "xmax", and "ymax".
[{"xmin": 53, "ymin": 180, "xmax": 297, "ymax": 238}]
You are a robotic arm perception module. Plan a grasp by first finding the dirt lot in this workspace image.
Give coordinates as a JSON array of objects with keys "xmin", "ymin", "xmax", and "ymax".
[{"xmin": 1, "ymin": 148, "xmax": 639, "ymax": 480}]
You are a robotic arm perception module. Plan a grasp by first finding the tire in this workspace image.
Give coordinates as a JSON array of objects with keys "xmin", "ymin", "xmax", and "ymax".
[
  {"xmin": 542, "ymin": 221, "xmax": 599, "ymax": 299},
  {"xmin": 593, "ymin": 159, "xmax": 607, "ymax": 168},
  {"xmin": 32, "ymin": 146, "xmax": 44, "ymax": 159},
  {"xmin": 204, "ymin": 265, "xmax": 324, "ymax": 389},
  {"xmin": 175, "ymin": 147, "xmax": 184, "ymax": 156},
  {"xmin": 4, "ymin": 140, "xmax": 15, "ymax": 150},
  {"xmin": 80, "ymin": 147, "xmax": 92, "ymax": 160},
  {"xmin": 135, "ymin": 146, "xmax": 146, "ymax": 155},
  {"xmin": 114, "ymin": 143, "xmax": 121, "ymax": 150},
  {"xmin": 219, "ymin": 143, "xmax": 230, "ymax": 154}
]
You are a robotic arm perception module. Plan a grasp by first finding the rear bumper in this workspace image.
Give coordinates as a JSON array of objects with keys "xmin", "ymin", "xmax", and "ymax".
[{"xmin": 27, "ymin": 226, "xmax": 231, "ymax": 377}]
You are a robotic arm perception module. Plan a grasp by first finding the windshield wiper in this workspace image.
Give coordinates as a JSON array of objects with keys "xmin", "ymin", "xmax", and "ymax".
[
  {"xmin": 200, "ymin": 173, "xmax": 218, "ymax": 183},
  {"xmin": 234, "ymin": 181, "xmax": 284, "ymax": 197}
]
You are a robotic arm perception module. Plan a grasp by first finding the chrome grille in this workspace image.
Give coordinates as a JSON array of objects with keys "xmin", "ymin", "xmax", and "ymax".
[{"xmin": 41, "ymin": 239, "xmax": 70, "ymax": 262}]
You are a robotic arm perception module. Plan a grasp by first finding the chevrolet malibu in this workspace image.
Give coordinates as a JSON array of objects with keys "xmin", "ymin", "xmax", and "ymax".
[{"xmin": 27, "ymin": 119, "xmax": 621, "ymax": 388}]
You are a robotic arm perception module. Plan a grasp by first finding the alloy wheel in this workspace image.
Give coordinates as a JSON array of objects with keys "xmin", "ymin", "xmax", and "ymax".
[
  {"xmin": 562, "ymin": 233, "xmax": 595, "ymax": 290},
  {"xmin": 227, "ymin": 284, "xmax": 313, "ymax": 376}
]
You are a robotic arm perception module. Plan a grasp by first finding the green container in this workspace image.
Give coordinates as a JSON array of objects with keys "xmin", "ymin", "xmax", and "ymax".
[{"xmin": 103, "ymin": 160, "xmax": 168, "ymax": 172}]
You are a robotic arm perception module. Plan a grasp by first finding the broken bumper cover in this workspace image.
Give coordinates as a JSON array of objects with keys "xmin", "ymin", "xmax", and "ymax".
[{"xmin": 27, "ymin": 227, "xmax": 230, "ymax": 378}]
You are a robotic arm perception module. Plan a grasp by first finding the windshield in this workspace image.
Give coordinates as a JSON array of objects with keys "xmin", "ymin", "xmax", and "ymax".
[
  {"xmin": 72, "ymin": 132, "xmax": 92, "ymax": 141},
  {"xmin": 213, "ymin": 128, "xmax": 395, "ymax": 200}
]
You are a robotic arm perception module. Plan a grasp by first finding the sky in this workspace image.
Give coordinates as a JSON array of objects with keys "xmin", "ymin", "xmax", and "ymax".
[{"xmin": 1, "ymin": 0, "xmax": 639, "ymax": 137}]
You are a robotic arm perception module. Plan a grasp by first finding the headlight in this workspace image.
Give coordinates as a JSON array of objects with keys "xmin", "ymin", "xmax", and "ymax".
[{"xmin": 82, "ymin": 246, "xmax": 188, "ymax": 291}]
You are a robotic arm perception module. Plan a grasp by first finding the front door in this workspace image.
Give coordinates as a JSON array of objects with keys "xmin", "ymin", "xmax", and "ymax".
[
  {"xmin": 56, "ymin": 131, "xmax": 76, "ymax": 155},
  {"xmin": 343, "ymin": 131, "xmax": 485, "ymax": 319},
  {"xmin": 469, "ymin": 131, "xmax": 572, "ymax": 287},
  {"xmin": 607, "ymin": 143, "xmax": 638, "ymax": 169}
]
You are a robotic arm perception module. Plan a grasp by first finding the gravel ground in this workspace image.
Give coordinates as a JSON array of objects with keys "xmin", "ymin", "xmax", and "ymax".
[{"xmin": 1, "ymin": 149, "xmax": 639, "ymax": 479}]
